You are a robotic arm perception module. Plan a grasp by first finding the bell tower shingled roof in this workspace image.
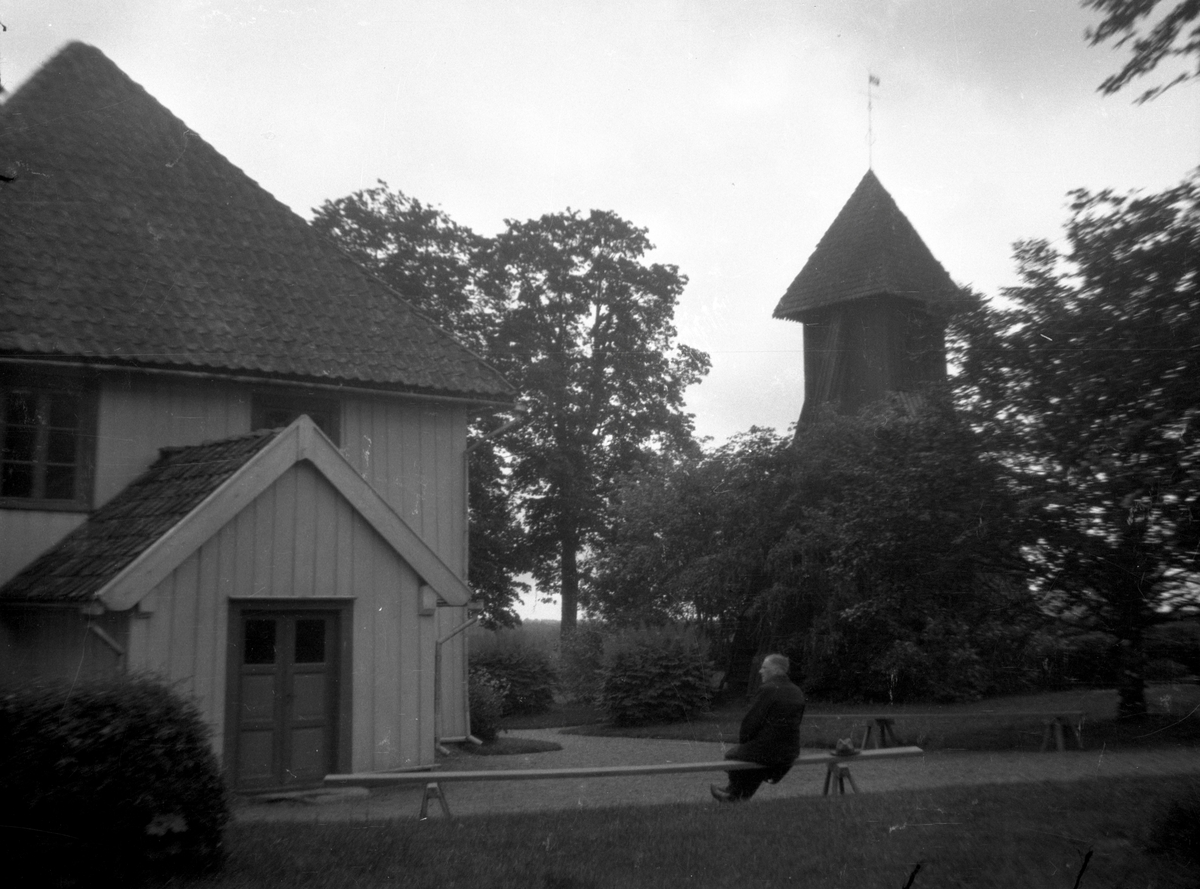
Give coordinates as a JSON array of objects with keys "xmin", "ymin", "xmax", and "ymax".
[{"xmin": 773, "ymin": 169, "xmax": 965, "ymax": 321}]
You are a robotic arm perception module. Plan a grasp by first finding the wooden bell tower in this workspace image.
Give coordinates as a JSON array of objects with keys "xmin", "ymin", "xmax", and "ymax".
[{"xmin": 773, "ymin": 170, "xmax": 969, "ymax": 425}]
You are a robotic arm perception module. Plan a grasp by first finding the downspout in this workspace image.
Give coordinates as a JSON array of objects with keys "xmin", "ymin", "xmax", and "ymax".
[{"xmin": 434, "ymin": 611, "xmax": 482, "ymax": 754}]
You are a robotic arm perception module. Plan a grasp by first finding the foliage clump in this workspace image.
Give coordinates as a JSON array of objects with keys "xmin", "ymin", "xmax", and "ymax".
[
  {"xmin": 957, "ymin": 174, "xmax": 1200, "ymax": 717},
  {"xmin": 470, "ymin": 639, "xmax": 556, "ymax": 716},
  {"xmin": 467, "ymin": 669, "xmax": 506, "ymax": 742},
  {"xmin": 1149, "ymin": 789, "xmax": 1200, "ymax": 866},
  {"xmin": 598, "ymin": 626, "xmax": 713, "ymax": 726},
  {"xmin": 556, "ymin": 622, "xmax": 607, "ymax": 703},
  {"xmin": 0, "ymin": 676, "xmax": 228, "ymax": 886},
  {"xmin": 591, "ymin": 399, "xmax": 1038, "ymax": 703}
]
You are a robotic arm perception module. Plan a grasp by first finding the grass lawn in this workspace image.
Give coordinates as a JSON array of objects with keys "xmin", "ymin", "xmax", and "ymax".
[
  {"xmin": 172, "ymin": 774, "xmax": 1199, "ymax": 888},
  {"xmin": 547, "ymin": 683, "xmax": 1200, "ymax": 752}
]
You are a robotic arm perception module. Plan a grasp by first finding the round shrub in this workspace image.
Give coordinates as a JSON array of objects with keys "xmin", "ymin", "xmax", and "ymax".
[
  {"xmin": 470, "ymin": 644, "xmax": 556, "ymax": 716},
  {"xmin": 598, "ymin": 626, "xmax": 713, "ymax": 726},
  {"xmin": 468, "ymin": 669, "xmax": 506, "ymax": 743},
  {"xmin": 0, "ymin": 675, "xmax": 228, "ymax": 886}
]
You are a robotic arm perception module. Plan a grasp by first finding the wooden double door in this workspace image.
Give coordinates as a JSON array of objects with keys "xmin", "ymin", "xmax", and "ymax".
[{"xmin": 226, "ymin": 603, "xmax": 349, "ymax": 790}]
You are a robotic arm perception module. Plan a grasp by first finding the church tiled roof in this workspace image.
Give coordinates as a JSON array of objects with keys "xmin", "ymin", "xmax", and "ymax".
[
  {"xmin": 0, "ymin": 429, "xmax": 278, "ymax": 604},
  {"xmin": 0, "ymin": 43, "xmax": 513, "ymax": 401},
  {"xmin": 773, "ymin": 170, "xmax": 965, "ymax": 321}
]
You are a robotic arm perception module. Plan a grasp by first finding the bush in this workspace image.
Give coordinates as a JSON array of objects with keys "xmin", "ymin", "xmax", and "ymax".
[
  {"xmin": 470, "ymin": 643, "xmax": 556, "ymax": 716},
  {"xmin": 1146, "ymin": 621, "xmax": 1200, "ymax": 675},
  {"xmin": 0, "ymin": 676, "xmax": 228, "ymax": 886},
  {"xmin": 806, "ymin": 604, "xmax": 997, "ymax": 704},
  {"xmin": 1145, "ymin": 658, "xmax": 1191, "ymax": 682},
  {"xmin": 467, "ymin": 669, "xmax": 506, "ymax": 743},
  {"xmin": 1149, "ymin": 790, "xmax": 1200, "ymax": 865},
  {"xmin": 598, "ymin": 626, "xmax": 713, "ymax": 726},
  {"xmin": 557, "ymin": 622, "xmax": 606, "ymax": 704},
  {"xmin": 1060, "ymin": 631, "xmax": 1120, "ymax": 686}
]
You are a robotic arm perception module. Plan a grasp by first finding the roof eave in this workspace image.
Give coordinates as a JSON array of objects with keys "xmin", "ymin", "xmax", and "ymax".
[{"xmin": 0, "ymin": 354, "xmax": 516, "ymax": 408}]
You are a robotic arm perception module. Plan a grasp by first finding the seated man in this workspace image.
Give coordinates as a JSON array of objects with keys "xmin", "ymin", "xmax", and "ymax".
[{"xmin": 711, "ymin": 653, "xmax": 806, "ymax": 802}]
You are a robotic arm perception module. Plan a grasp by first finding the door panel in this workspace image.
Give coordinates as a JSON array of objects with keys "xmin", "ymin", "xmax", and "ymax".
[{"xmin": 230, "ymin": 608, "xmax": 341, "ymax": 790}]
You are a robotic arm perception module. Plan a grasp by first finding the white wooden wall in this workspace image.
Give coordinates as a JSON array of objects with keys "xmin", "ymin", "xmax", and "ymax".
[
  {"xmin": 341, "ymin": 396, "xmax": 471, "ymax": 738},
  {"xmin": 124, "ymin": 462, "xmax": 440, "ymax": 770},
  {"xmin": 3, "ymin": 372, "xmax": 474, "ymax": 749}
]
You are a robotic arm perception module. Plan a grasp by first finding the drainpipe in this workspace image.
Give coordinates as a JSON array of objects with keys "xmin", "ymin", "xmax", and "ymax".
[{"xmin": 434, "ymin": 608, "xmax": 482, "ymax": 754}]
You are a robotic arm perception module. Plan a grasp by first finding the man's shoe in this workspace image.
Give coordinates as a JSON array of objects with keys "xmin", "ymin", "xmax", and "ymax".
[{"xmin": 710, "ymin": 784, "xmax": 735, "ymax": 802}]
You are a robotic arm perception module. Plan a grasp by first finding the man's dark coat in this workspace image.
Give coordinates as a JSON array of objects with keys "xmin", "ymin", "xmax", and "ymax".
[{"xmin": 727, "ymin": 673, "xmax": 806, "ymax": 780}]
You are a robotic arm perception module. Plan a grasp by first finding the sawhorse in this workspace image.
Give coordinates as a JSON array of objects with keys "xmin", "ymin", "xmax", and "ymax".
[
  {"xmin": 1039, "ymin": 714, "xmax": 1085, "ymax": 752},
  {"xmin": 419, "ymin": 782, "xmax": 451, "ymax": 819},
  {"xmin": 862, "ymin": 717, "xmax": 902, "ymax": 749},
  {"xmin": 823, "ymin": 761, "xmax": 859, "ymax": 795}
]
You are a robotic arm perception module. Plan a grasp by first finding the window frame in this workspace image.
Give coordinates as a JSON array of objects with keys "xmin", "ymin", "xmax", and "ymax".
[
  {"xmin": 0, "ymin": 372, "xmax": 97, "ymax": 511},
  {"xmin": 250, "ymin": 390, "xmax": 341, "ymax": 446}
]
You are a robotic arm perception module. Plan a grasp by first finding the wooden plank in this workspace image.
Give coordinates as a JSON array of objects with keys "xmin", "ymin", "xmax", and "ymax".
[
  {"xmin": 325, "ymin": 747, "xmax": 924, "ymax": 786},
  {"xmin": 808, "ymin": 712, "xmax": 1085, "ymax": 720}
]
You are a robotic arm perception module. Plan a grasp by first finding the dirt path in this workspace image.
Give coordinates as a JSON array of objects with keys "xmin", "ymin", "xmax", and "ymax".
[{"xmin": 235, "ymin": 729, "xmax": 1200, "ymax": 823}]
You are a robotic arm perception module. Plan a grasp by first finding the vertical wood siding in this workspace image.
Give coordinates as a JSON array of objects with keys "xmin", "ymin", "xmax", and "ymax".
[
  {"xmin": 95, "ymin": 374, "xmax": 250, "ymax": 508},
  {"xmin": 341, "ymin": 397, "xmax": 467, "ymax": 572},
  {"xmin": 341, "ymin": 396, "xmax": 471, "ymax": 741},
  {"xmin": 4, "ymin": 372, "xmax": 471, "ymax": 768},
  {"xmin": 125, "ymin": 462, "xmax": 436, "ymax": 770}
]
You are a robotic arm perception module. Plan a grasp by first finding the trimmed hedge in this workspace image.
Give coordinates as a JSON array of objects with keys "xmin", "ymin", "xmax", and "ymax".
[
  {"xmin": 599, "ymin": 627, "xmax": 713, "ymax": 726},
  {"xmin": 557, "ymin": 623, "xmax": 606, "ymax": 704},
  {"xmin": 470, "ymin": 645, "xmax": 556, "ymax": 716},
  {"xmin": 0, "ymin": 676, "xmax": 228, "ymax": 886}
]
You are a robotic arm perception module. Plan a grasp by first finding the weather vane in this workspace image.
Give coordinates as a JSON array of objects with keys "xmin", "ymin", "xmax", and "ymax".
[
  {"xmin": 867, "ymin": 73, "xmax": 880, "ymax": 169},
  {"xmin": 0, "ymin": 19, "xmax": 8, "ymax": 95}
]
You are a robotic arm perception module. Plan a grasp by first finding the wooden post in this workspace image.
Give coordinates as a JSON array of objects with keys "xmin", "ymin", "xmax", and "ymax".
[{"xmin": 418, "ymin": 783, "xmax": 451, "ymax": 820}]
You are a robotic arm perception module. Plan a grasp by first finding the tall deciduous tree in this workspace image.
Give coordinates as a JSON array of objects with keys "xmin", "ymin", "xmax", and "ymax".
[
  {"xmin": 956, "ymin": 174, "xmax": 1200, "ymax": 717},
  {"xmin": 484, "ymin": 209, "xmax": 710, "ymax": 632},
  {"xmin": 587, "ymin": 427, "xmax": 799, "ymax": 629},
  {"xmin": 1083, "ymin": 0, "xmax": 1200, "ymax": 101},
  {"xmin": 311, "ymin": 181, "xmax": 498, "ymax": 351}
]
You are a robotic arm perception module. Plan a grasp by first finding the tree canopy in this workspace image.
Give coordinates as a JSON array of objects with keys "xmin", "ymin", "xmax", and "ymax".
[
  {"xmin": 312, "ymin": 181, "xmax": 498, "ymax": 352},
  {"xmin": 313, "ymin": 188, "xmax": 709, "ymax": 630},
  {"xmin": 484, "ymin": 209, "xmax": 710, "ymax": 631},
  {"xmin": 590, "ymin": 397, "xmax": 1036, "ymax": 700},
  {"xmin": 1084, "ymin": 0, "xmax": 1200, "ymax": 101},
  {"xmin": 956, "ymin": 172, "xmax": 1200, "ymax": 716}
]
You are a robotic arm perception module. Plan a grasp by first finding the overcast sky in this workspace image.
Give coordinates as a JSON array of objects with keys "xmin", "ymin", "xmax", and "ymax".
[{"xmin": 2, "ymin": 2, "xmax": 1196, "ymax": 617}]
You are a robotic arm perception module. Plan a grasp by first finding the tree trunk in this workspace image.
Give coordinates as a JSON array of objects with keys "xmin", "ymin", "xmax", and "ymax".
[
  {"xmin": 1113, "ymin": 531, "xmax": 1150, "ymax": 720},
  {"xmin": 560, "ymin": 530, "xmax": 579, "ymax": 635},
  {"xmin": 1115, "ymin": 634, "xmax": 1147, "ymax": 720}
]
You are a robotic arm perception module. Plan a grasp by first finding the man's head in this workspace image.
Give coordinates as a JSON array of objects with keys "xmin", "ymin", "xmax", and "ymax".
[{"xmin": 758, "ymin": 654, "xmax": 789, "ymax": 682}]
